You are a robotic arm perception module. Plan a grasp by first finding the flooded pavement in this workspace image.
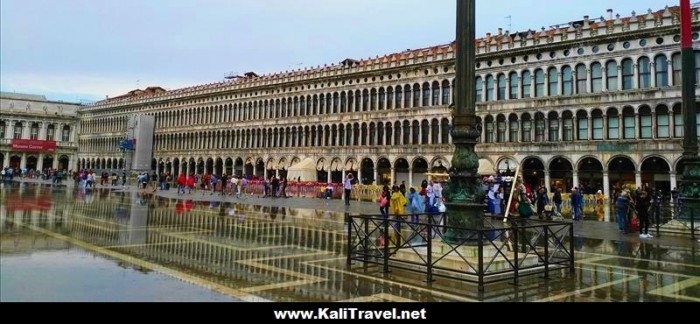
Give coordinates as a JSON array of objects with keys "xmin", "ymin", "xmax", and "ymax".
[{"xmin": 1, "ymin": 181, "xmax": 698, "ymax": 302}]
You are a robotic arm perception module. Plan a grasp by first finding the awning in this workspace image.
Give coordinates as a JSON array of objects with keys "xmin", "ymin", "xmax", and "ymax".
[{"xmin": 478, "ymin": 158, "xmax": 495, "ymax": 175}]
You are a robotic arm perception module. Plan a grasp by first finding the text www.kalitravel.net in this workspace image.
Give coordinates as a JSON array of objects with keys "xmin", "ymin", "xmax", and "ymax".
[{"xmin": 273, "ymin": 307, "xmax": 428, "ymax": 320}]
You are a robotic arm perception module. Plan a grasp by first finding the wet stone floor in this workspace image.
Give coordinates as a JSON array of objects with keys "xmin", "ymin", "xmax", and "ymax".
[{"xmin": 1, "ymin": 181, "xmax": 698, "ymax": 302}]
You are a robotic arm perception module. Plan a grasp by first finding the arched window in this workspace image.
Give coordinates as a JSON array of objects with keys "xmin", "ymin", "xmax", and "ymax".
[
  {"xmin": 575, "ymin": 64, "xmax": 587, "ymax": 94},
  {"xmin": 577, "ymin": 110, "xmax": 588, "ymax": 140},
  {"xmin": 672, "ymin": 53, "xmax": 682, "ymax": 86},
  {"xmin": 475, "ymin": 77, "xmax": 483, "ymax": 102},
  {"xmin": 431, "ymin": 81, "xmax": 440, "ymax": 106},
  {"xmin": 484, "ymin": 116, "xmax": 494, "ymax": 143},
  {"xmin": 354, "ymin": 91, "xmax": 361, "ymax": 111},
  {"xmin": 655, "ymin": 54, "xmax": 669, "ymax": 87},
  {"xmin": 607, "ymin": 108, "xmax": 619, "ymax": 139},
  {"xmin": 440, "ymin": 118, "xmax": 450, "ymax": 144},
  {"xmin": 485, "ymin": 75, "xmax": 495, "ymax": 101},
  {"xmin": 521, "ymin": 114, "xmax": 532, "ymax": 142},
  {"xmin": 592, "ymin": 109, "xmax": 603, "ymax": 140},
  {"xmin": 674, "ymin": 105, "xmax": 683, "ymax": 137},
  {"xmin": 548, "ymin": 112, "xmax": 559, "ymax": 141},
  {"xmin": 14, "ymin": 122, "xmax": 23, "ymax": 138},
  {"xmin": 639, "ymin": 106, "xmax": 652, "ymax": 139},
  {"xmin": 30, "ymin": 123, "xmax": 39, "ymax": 140},
  {"xmin": 332, "ymin": 93, "xmax": 339, "ymax": 113},
  {"xmin": 404, "ymin": 85, "xmax": 411, "ymax": 108},
  {"xmin": 441, "ymin": 80, "xmax": 451, "ymax": 105},
  {"xmin": 621, "ymin": 58, "xmax": 634, "ymax": 90},
  {"xmin": 534, "ymin": 69, "xmax": 545, "ymax": 97},
  {"xmin": 413, "ymin": 84, "xmax": 421, "ymax": 108},
  {"xmin": 379, "ymin": 88, "xmax": 386, "ymax": 110},
  {"xmin": 431, "ymin": 119, "xmax": 439, "ymax": 144},
  {"xmin": 370, "ymin": 89, "xmax": 377, "ymax": 110},
  {"xmin": 622, "ymin": 107, "xmax": 635, "ymax": 139},
  {"xmin": 386, "ymin": 87, "xmax": 393, "ymax": 109},
  {"xmin": 656, "ymin": 105, "xmax": 670, "ymax": 138},
  {"xmin": 562, "ymin": 65, "xmax": 573, "ymax": 95},
  {"xmin": 421, "ymin": 120, "xmax": 430, "ymax": 144},
  {"xmin": 509, "ymin": 72, "xmax": 518, "ymax": 99},
  {"xmin": 326, "ymin": 94, "xmax": 332, "ymax": 114},
  {"xmin": 62, "ymin": 125, "xmax": 71, "ymax": 142},
  {"xmin": 497, "ymin": 74, "xmax": 507, "ymax": 100},
  {"xmin": 412, "ymin": 120, "xmax": 420, "ymax": 144},
  {"xmin": 591, "ymin": 62, "xmax": 603, "ymax": 93},
  {"xmin": 339, "ymin": 92, "xmax": 346, "ymax": 113},
  {"xmin": 403, "ymin": 121, "xmax": 411, "ymax": 144},
  {"xmin": 638, "ymin": 57, "xmax": 651, "ymax": 89},
  {"xmin": 362, "ymin": 90, "xmax": 369, "ymax": 111},
  {"xmin": 422, "ymin": 83, "xmax": 431, "ymax": 107},
  {"xmin": 508, "ymin": 114, "xmax": 518, "ymax": 142},
  {"xmin": 395, "ymin": 85, "xmax": 402, "ymax": 109},
  {"xmin": 534, "ymin": 112, "xmax": 545, "ymax": 142},
  {"xmin": 547, "ymin": 67, "xmax": 558, "ymax": 96},
  {"xmin": 521, "ymin": 71, "xmax": 532, "ymax": 98},
  {"xmin": 606, "ymin": 61, "xmax": 618, "ymax": 91},
  {"xmin": 496, "ymin": 114, "xmax": 506, "ymax": 143},
  {"xmin": 562, "ymin": 111, "xmax": 574, "ymax": 141}
]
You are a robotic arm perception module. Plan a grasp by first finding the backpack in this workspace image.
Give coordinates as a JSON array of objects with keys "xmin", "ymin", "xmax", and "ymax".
[{"xmin": 379, "ymin": 196, "xmax": 388, "ymax": 207}]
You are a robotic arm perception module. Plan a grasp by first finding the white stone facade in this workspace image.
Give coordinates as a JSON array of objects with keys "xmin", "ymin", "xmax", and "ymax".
[
  {"xmin": 0, "ymin": 92, "xmax": 81, "ymax": 172},
  {"xmin": 78, "ymin": 6, "xmax": 700, "ymax": 192}
]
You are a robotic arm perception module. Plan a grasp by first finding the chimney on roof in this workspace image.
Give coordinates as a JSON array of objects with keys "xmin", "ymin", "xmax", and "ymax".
[
  {"xmin": 497, "ymin": 28, "xmax": 502, "ymax": 36},
  {"xmin": 584, "ymin": 15, "xmax": 590, "ymax": 24},
  {"xmin": 607, "ymin": 9, "xmax": 613, "ymax": 20},
  {"xmin": 486, "ymin": 32, "xmax": 491, "ymax": 42}
]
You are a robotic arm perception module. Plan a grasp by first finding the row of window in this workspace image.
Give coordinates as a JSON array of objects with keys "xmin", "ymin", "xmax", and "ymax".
[
  {"xmin": 0, "ymin": 121, "xmax": 72, "ymax": 142},
  {"xmin": 479, "ymin": 105, "xmax": 699, "ymax": 143},
  {"xmin": 81, "ymin": 51, "xmax": 700, "ymax": 133},
  {"xmin": 80, "ymin": 119, "xmax": 452, "ymax": 153},
  {"xmin": 476, "ymin": 52, "xmax": 700, "ymax": 101},
  {"xmin": 81, "ymin": 81, "xmax": 454, "ymax": 133}
]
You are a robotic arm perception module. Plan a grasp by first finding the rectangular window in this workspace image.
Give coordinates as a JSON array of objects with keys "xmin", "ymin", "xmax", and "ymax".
[
  {"xmin": 549, "ymin": 124, "xmax": 559, "ymax": 141},
  {"xmin": 485, "ymin": 124, "xmax": 494, "ymax": 143},
  {"xmin": 497, "ymin": 121, "xmax": 506, "ymax": 143},
  {"xmin": 62, "ymin": 128, "xmax": 70, "ymax": 142},
  {"xmin": 475, "ymin": 84, "xmax": 483, "ymax": 102},
  {"xmin": 422, "ymin": 88, "xmax": 430, "ymax": 107},
  {"xmin": 413, "ymin": 88, "xmax": 421, "ymax": 107},
  {"xmin": 509, "ymin": 121, "xmax": 518, "ymax": 142},
  {"xmin": 624, "ymin": 116, "xmax": 635, "ymax": 139},
  {"xmin": 14, "ymin": 127, "xmax": 22, "ymax": 139},
  {"xmin": 522, "ymin": 73, "xmax": 531, "ymax": 99},
  {"xmin": 522, "ymin": 121, "xmax": 532, "ymax": 142},
  {"xmin": 0, "ymin": 124, "xmax": 5, "ymax": 139},
  {"xmin": 592, "ymin": 117, "xmax": 603, "ymax": 140},
  {"xmin": 640, "ymin": 115, "xmax": 652, "ymax": 139},
  {"xmin": 591, "ymin": 65, "xmax": 603, "ymax": 93},
  {"xmin": 404, "ymin": 88, "xmax": 411, "ymax": 108},
  {"xmin": 657, "ymin": 114, "xmax": 669, "ymax": 138},
  {"xmin": 608, "ymin": 116, "xmax": 619, "ymax": 139},
  {"xmin": 535, "ymin": 120, "xmax": 545, "ymax": 142},
  {"xmin": 577, "ymin": 119, "xmax": 588, "ymax": 140},
  {"xmin": 30, "ymin": 127, "xmax": 39, "ymax": 140},
  {"xmin": 509, "ymin": 77, "xmax": 518, "ymax": 99},
  {"xmin": 675, "ymin": 113, "xmax": 684, "ymax": 137},
  {"xmin": 563, "ymin": 119, "xmax": 573, "ymax": 141}
]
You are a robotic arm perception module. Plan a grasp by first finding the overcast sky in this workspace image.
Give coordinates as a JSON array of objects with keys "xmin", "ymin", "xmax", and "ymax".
[{"xmin": 1, "ymin": 0, "xmax": 674, "ymax": 102}]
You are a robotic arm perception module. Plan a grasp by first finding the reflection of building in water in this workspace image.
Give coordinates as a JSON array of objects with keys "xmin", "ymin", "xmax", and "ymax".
[{"xmin": 78, "ymin": 6, "xmax": 700, "ymax": 194}]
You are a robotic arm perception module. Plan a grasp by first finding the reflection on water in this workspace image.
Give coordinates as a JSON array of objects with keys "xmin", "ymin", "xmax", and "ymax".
[{"xmin": 1, "ymin": 182, "xmax": 698, "ymax": 302}]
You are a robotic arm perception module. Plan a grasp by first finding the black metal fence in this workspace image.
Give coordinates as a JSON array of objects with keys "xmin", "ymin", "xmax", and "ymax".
[{"xmin": 346, "ymin": 213, "xmax": 575, "ymax": 291}]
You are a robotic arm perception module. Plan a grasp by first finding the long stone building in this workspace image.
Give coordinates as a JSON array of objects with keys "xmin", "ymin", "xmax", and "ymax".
[{"xmin": 78, "ymin": 6, "xmax": 700, "ymax": 194}]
